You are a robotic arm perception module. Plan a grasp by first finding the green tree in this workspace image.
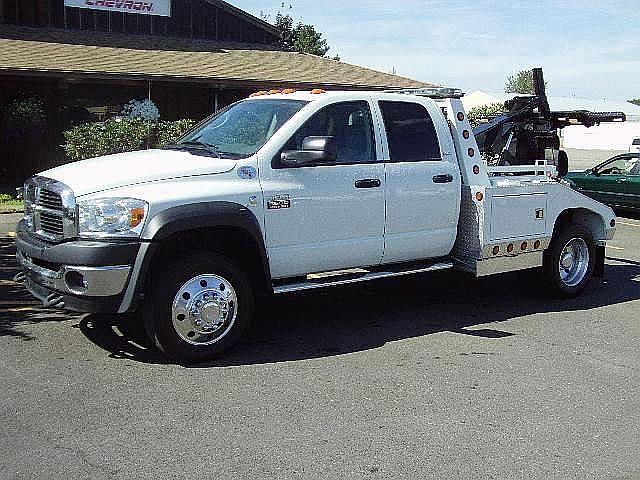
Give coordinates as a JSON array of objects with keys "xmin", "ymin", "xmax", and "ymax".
[
  {"xmin": 629, "ymin": 99, "xmax": 640, "ymax": 106},
  {"xmin": 505, "ymin": 69, "xmax": 545, "ymax": 94},
  {"xmin": 273, "ymin": 13, "xmax": 339, "ymax": 59},
  {"xmin": 467, "ymin": 103, "xmax": 506, "ymax": 128}
]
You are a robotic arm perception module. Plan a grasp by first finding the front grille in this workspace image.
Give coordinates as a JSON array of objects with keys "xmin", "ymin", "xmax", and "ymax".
[
  {"xmin": 39, "ymin": 211, "xmax": 64, "ymax": 236},
  {"xmin": 25, "ymin": 177, "xmax": 76, "ymax": 242},
  {"xmin": 38, "ymin": 189, "xmax": 64, "ymax": 210}
]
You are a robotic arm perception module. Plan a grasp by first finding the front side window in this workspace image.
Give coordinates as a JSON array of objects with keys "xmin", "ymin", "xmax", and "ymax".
[
  {"xmin": 276, "ymin": 101, "xmax": 376, "ymax": 166},
  {"xmin": 379, "ymin": 101, "xmax": 441, "ymax": 162},
  {"xmin": 598, "ymin": 155, "xmax": 639, "ymax": 175},
  {"xmin": 173, "ymin": 99, "xmax": 308, "ymax": 159}
]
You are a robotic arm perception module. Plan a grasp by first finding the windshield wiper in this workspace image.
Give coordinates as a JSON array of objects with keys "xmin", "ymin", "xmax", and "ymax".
[{"xmin": 164, "ymin": 140, "xmax": 221, "ymax": 158}]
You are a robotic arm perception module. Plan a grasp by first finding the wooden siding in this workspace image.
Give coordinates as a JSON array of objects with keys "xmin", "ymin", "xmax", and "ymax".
[{"xmin": 0, "ymin": 0, "xmax": 279, "ymax": 44}]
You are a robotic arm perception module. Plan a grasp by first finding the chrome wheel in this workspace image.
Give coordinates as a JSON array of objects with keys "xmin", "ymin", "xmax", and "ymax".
[
  {"xmin": 558, "ymin": 238, "xmax": 589, "ymax": 287},
  {"xmin": 171, "ymin": 274, "xmax": 238, "ymax": 345}
]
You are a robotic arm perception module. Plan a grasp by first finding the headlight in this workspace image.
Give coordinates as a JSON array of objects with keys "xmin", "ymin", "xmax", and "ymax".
[
  {"xmin": 78, "ymin": 198, "xmax": 148, "ymax": 238},
  {"xmin": 23, "ymin": 180, "xmax": 37, "ymax": 229}
]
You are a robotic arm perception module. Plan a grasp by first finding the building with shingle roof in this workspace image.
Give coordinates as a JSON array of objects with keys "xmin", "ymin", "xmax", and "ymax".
[{"xmin": 0, "ymin": 0, "xmax": 431, "ymax": 181}]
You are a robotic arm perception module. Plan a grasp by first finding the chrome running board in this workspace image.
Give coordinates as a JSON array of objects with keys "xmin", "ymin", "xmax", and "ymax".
[{"xmin": 273, "ymin": 260, "xmax": 454, "ymax": 294}]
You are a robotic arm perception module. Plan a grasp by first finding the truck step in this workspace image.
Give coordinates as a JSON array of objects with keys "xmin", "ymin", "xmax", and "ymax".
[{"xmin": 273, "ymin": 260, "xmax": 454, "ymax": 294}]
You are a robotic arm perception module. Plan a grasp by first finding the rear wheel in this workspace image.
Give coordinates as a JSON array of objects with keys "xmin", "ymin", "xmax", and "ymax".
[
  {"xmin": 544, "ymin": 224, "xmax": 595, "ymax": 297},
  {"xmin": 143, "ymin": 251, "xmax": 254, "ymax": 363}
]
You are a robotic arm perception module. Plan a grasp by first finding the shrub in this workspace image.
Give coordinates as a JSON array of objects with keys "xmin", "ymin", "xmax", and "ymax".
[
  {"xmin": 3, "ymin": 96, "xmax": 46, "ymax": 126},
  {"xmin": 155, "ymin": 119, "xmax": 197, "ymax": 147},
  {"xmin": 63, "ymin": 118, "xmax": 196, "ymax": 161},
  {"xmin": 0, "ymin": 193, "xmax": 22, "ymax": 207}
]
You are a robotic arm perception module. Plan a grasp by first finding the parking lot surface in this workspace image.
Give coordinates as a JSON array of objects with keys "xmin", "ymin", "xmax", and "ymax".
[{"xmin": 1, "ymin": 212, "xmax": 639, "ymax": 479}]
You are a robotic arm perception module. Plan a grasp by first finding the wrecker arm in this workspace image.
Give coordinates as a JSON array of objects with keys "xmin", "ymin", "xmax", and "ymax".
[{"xmin": 473, "ymin": 68, "xmax": 626, "ymax": 168}]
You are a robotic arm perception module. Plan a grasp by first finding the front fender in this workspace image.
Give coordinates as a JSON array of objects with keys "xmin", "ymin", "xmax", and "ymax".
[{"xmin": 118, "ymin": 201, "xmax": 271, "ymax": 313}]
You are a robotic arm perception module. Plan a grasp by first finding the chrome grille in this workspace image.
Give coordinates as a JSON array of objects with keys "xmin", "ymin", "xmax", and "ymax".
[
  {"xmin": 24, "ymin": 177, "xmax": 77, "ymax": 242},
  {"xmin": 39, "ymin": 210, "xmax": 65, "ymax": 236},
  {"xmin": 38, "ymin": 189, "xmax": 64, "ymax": 210}
]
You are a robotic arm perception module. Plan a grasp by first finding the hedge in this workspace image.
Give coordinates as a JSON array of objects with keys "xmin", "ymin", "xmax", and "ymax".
[{"xmin": 63, "ymin": 118, "xmax": 196, "ymax": 161}]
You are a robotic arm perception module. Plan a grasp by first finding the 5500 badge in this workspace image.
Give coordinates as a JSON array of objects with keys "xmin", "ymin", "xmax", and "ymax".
[{"xmin": 267, "ymin": 195, "xmax": 291, "ymax": 210}]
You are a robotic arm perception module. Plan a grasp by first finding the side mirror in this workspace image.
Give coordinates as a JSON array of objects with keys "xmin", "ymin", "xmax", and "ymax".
[{"xmin": 281, "ymin": 136, "xmax": 337, "ymax": 167}]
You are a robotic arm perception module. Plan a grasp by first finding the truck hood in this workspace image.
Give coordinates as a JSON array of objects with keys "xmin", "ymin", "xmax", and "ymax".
[{"xmin": 39, "ymin": 149, "xmax": 237, "ymax": 196}]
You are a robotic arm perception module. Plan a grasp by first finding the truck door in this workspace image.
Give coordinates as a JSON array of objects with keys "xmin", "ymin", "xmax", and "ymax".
[
  {"xmin": 376, "ymin": 99, "xmax": 461, "ymax": 264},
  {"xmin": 262, "ymin": 100, "xmax": 385, "ymax": 279}
]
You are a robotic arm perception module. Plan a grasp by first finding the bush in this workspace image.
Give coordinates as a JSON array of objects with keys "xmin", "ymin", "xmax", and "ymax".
[
  {"xmin": 155, "ymin": 119, "xmax": 197, "ymax": 147},
  {"xmin": 3, "ymin": 96, "xmax": 46, "ymax": 126},
  {"xmin": 0, "ymin": 193, "xmax": 22, "ymax": 208},
  {"xmin": 63, "ymin": 118, "xmax": 196, "ymax": 161}
]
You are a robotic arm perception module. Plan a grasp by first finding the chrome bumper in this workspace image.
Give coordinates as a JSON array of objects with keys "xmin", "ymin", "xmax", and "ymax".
[{"xmin": 16, "ymin": 250, "xmax": 131, "ymax": 297}]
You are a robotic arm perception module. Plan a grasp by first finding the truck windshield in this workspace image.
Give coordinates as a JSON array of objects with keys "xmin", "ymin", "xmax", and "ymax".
[{"xmin": 169, "ymin": 99, "xmax": 308, "ymax": 159}]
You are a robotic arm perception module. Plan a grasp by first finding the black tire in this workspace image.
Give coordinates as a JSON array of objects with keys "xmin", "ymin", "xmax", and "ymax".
[
  {"xmin": 143, "ymin": 251, "xmax": 254, "ymax": 363},
  {"xmin": 544, "ymin": 223, "xmax": 595, "ymax": 297}
]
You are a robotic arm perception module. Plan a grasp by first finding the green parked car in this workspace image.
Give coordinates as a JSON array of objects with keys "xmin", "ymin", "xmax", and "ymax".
[{"xmin": 564, "ymin": 153, "xmax": 640, "ymax": 211}]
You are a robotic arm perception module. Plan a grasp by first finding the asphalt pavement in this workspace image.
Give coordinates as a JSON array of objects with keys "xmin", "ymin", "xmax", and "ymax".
[{"xmin": 1, "ymin": 212, "xmax": 639, "ymax": 479}]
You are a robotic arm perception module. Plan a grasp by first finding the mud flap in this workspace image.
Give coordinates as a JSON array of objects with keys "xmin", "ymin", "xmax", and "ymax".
[{"xmin": 594, "ymin": 245, "xmax": 605, "ymax": 278}]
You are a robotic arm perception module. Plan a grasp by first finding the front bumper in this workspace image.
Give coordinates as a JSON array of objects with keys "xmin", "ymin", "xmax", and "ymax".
[{"xmin": 14, "ymin": 220, "xmax": 142, "ymax": 313}]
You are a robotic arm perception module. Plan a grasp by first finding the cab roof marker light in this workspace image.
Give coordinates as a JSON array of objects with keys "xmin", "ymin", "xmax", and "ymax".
[
  {"xmin": 311, "ymin": 88, "xmax": 326, "ymax": 94},
  {"xmin": 384, "ymin": 87, "xmax": 465, "ymax": 99},
  {"xmin": 282, "ymin": 88, "xmax": 296, "ymax": 94}
]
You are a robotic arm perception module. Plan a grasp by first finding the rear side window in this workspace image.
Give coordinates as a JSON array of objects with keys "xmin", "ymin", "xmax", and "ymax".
[{"xmin": 379, "ymin": 101, "xmax": 441, "ymax": 162}]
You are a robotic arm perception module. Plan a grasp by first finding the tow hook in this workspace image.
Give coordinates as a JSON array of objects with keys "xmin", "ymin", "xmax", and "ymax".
[
  {"xmin": 43, "ymin": 293, "xmax": 65, "ymax": 308},
  {"xmin": 13, "ymin": 271, "xmax": 26, "ymax": 283}
]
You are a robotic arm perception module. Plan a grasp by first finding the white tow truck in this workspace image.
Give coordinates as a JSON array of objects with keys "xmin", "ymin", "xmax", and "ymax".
[{"xmin": 15, "ymin": 75, "xmax": 617, "ymax": 362}]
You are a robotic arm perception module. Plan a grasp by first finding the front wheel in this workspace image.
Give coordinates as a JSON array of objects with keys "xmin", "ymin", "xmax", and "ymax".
[
  {"xmin": 544, "ymin": 224, "xmax": 595, "ymax": 297},
  {"xmin": 143, "ymin": 251, "xmax": 254, "ymax": 363}
]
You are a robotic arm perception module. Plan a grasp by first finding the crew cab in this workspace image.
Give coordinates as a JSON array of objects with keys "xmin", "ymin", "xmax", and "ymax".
[{"xmin": 14, "ymin": 88, "xmax": 617, "ymax": 362}]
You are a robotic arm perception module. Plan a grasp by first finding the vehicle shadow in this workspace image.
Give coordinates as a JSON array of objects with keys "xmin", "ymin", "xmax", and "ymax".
[
  {"xmin": 3, "ymin": 231, "xmax": 639, "ymax": 366},
  {"xmin": 82, "ymin": 258, "xmax": 639, "ymax": 367},
  {"xmin": 0, "ymin": 236, "xmax": 84, "ymax": 340},
  {"xmin": 616, "ymin": 210, "xmax": 640, "ymax": 221}
]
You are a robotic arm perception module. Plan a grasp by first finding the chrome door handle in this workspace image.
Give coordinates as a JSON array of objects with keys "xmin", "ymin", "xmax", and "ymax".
[
  {"xmin": 433, "ymin": 174, "xmax": 454, "ymax": 184},
  {"xmin": 616, "ymin": 178, "xmax": 628, "ymax": 183},
  {"xmin": 355, "ymin": 178, "xmax": 381, "ymax": 188}
]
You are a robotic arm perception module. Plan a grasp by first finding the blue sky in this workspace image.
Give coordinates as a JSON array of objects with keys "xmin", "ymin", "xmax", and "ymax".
[{"xmin": 232, "ymin": 0, "xmax": 640, "ymax": 101}]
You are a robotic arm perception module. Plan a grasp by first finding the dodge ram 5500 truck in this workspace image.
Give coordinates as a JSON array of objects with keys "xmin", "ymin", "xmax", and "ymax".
[{"xmin": 14, "ymin": 85, "xmax": 617, "ymax": 362}]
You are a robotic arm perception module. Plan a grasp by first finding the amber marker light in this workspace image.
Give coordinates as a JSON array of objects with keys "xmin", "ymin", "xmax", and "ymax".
[
  {"xmin": 507, "ymin": 243, "xmax": 514, "ymax": 253},
  {"xmin": 534, "ymin": 240, "xmax": 541, "ymax": 249},
  {"xmin": 521, "ymin": 241, "xmax": 528, "ymax": 251},
  {"xmin": 463, "ymin": 130, "xmax": 470, "ymax": 139},
  {"xmin": 492, "ymin": 246, "xmax": 500, "ymax": 255},
  {"xmin": 473, "ymin": 165, "xmax": 480, "ymax": 175},
  {"xmin": 457, "ymin": 112, "xmax": 465, "ymax": 121},
  {"xmin": 475, "ymin": 191, "xmax": 484, "ymax": 202},
  {"xmin": 130, "ymin": 207, "xmax": 145, "ymax": 228}
]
